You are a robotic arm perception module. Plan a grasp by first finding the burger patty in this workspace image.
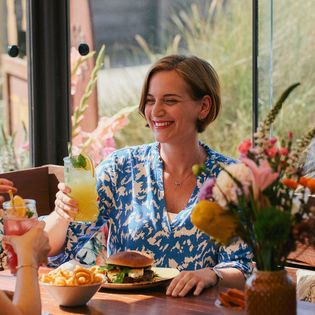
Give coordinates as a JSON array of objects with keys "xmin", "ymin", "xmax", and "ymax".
[{"xmin": 123, "ymin": 269, "xmax": 155, "ymax": 283}]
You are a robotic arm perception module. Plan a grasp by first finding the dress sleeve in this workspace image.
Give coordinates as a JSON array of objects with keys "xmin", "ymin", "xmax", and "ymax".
[
  {"xmin": 214, "ymin": 237, "xmax": 253, "ymax": 278},
  {"xmin": 47, "ymin": 215, "xmax": 108, "ymax": 267}
]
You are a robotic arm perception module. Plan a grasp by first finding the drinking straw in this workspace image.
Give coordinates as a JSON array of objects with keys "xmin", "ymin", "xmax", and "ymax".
[{"xmin": 8, "ymin": 189, "xmax": 15, "ymax": 212}]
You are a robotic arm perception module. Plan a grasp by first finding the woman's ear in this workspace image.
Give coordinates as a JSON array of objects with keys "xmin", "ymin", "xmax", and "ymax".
[{"xmin": 198, "ymin": 95, "xmax": 211, "ymax": 120}]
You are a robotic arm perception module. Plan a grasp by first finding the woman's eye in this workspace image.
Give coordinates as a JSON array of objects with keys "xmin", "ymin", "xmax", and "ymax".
[
  {"xmin": 164, "ymin": 99, "xmax": 178, "ymax": 105},
  {"xmin": 145, "ymin": 99, "xmax": 155, "ymax": 105}
]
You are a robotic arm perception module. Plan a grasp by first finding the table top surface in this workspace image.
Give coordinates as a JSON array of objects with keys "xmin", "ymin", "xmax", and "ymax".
[{"xmin": 1, "ymin": 268, "xmax": 315, "ymax": 315}]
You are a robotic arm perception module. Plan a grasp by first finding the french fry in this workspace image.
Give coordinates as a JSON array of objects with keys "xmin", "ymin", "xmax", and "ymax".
[
  {"xmin": 40, "ymin": 265, "xmax": 104, "ymax": 286},
  {"xmin": 218, "ymin": 288, "xmax": 245, "ymax": 310}
]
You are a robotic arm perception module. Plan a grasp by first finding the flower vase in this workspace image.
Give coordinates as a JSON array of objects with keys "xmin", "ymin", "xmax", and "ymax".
[{"xmin": 245, "ymin": 270, "xmax": 296, "ymax": 315}]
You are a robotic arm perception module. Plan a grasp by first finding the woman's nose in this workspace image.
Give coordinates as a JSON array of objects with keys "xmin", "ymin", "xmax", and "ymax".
[{"xmin": 151, "ymin": 99, "xmax": 165, "ymax": 116}]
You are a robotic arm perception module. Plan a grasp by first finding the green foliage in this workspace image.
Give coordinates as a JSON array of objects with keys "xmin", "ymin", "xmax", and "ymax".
[
  {"xmin": 260, "ymin": 0, "xmax": 315, "ymax": 141},
  {"xmin": 72, "ymin": 45, "xmax": 105, "ymax": 138},
  {"xmin": 254, "ymin": 207, "xmax": 291, "ymax": 247},
  {"xmin": 253, "ymin": 206, "xmax": 291, "ymax": 270},
  {"xmin": 108, "ymin": 0, "xmax": 315, "ymax": 159},
  {"xmin": 0, "ymin": 123, "xmax": 29, "ymax": 172}
]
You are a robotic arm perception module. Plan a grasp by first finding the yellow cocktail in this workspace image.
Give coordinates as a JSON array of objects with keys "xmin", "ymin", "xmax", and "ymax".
[{"xmin": 64, "ymin": 155, "xmax": 99, "ymax": 222}]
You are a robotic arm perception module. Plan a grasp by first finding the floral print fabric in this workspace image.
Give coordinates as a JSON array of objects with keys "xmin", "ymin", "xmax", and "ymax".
[{"xmin": 49, "ymin": 142, "xmax": 253, "ymax": 276}]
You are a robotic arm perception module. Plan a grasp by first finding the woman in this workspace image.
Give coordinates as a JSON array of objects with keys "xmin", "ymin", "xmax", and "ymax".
[{"xmin": 44, "ymin": 55, "xmax": 253, "ymax": 297}]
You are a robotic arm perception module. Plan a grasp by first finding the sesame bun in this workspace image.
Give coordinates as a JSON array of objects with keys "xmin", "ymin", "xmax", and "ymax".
[{"xmin": 106, "ymin": 251, "xmax": 153, "ymax": 268}]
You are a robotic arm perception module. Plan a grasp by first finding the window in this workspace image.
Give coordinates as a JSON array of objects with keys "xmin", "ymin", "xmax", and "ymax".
[{"xmin": 1, "ymin": 0, "xmax": 313, "ymax": 169}]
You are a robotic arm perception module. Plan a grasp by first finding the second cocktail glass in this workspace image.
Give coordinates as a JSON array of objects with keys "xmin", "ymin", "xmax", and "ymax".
[
  {"xmin": 2, "ymin": 199, "xmax": 38, "ymax": 274},
  {"xmin": 64, "ymin": 155, "xmax": 99, "ymax": 222}
]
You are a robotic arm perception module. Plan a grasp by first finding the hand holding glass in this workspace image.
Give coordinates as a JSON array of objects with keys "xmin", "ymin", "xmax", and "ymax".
[{"xmin": 2, "ymin": 199, "xmax": 38, "ymax": 274}]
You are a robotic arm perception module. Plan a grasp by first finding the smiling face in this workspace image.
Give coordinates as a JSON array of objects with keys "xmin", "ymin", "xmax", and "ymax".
[{"xmin": 144, "ymin": 70, "xmax": 210, "ymax": 145}]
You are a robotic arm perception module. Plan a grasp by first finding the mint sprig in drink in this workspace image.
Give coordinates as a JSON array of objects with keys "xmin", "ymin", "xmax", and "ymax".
[{"xmin": 64, "ymin": 154, "xmax": 99, "ymax": 222}]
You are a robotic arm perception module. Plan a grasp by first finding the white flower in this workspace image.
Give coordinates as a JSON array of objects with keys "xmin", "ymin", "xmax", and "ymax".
[{"xmin": 213, "ymin": 163, "xmax": 254, "ymax": 207}]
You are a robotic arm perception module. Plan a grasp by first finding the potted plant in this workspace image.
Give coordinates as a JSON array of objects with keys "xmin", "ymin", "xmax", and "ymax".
[{"xmin": 191, "ymin": 83, "xmax": 315, "ymax": 315}]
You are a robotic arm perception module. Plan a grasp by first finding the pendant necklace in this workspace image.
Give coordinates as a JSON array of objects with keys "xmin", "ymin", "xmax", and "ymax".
[{"xmin": 172, "ymin": 172, "xmax": 194, "ymax": 188}]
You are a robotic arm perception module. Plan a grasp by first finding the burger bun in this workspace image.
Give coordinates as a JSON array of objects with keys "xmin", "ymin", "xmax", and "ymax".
[{"xmin": 106, "ymin": 250, "xmax": 153, "ymax": 268}]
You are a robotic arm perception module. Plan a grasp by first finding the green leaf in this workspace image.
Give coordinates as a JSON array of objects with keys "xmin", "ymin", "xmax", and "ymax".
[
  {"xmin": 113, "ymin": 272, "xmax": 125, "ymax": 283},
  {"xmin": 70, "ymin": 154, "xmax": 87, "ymax": 169},
  {"xmin": 253, "ymin": 207, "xmax": 291, "ymax": 247},
  {"xmin": 26, "ymin": 209, "xmax": 34, "ymax": 218}
]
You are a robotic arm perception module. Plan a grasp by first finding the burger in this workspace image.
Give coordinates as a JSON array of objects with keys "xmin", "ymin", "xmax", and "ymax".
[{"xmin": 100, "ymin": 251, "xmax": 155, "ymax": 283}]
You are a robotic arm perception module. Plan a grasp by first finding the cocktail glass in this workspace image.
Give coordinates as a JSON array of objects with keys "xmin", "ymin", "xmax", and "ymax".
[
  {"xmin": 64, "ymin": 156, "xmax": 99, "ymax": 222},
  {"xmin": 2, "ymin": 199, "xmax": 38, "ymax": 274}
]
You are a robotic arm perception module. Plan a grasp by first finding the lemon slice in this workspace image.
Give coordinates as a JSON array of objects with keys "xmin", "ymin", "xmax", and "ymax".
[
  {"xmin": 11, "ymin": 195, "xmax": 27, "ymax": 217},
  {"xmin": 15, "ymin": 207, "xmax": 27, "ymax": 217},
  {"xmin": 82, "ymin": 153, "xmax": 95, "ymax": 177},
  {"xmin": 13, "ymin": 195, "xmax": 26, "ymax": 207}
]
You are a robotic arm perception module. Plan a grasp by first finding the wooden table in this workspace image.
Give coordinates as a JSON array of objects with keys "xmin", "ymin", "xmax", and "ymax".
[{"xmin": 1, "ymin": 269, "xmax": 315, "ymax": 315}]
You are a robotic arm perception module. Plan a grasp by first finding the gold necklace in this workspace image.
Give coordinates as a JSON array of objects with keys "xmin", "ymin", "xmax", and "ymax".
[
  {"xmin": 166, "ymin": 171, "xmax": 194, "ymax": 189},
  {"xmin": 162, "ymin": 145, "xmax": 204, "ymax": 188}
]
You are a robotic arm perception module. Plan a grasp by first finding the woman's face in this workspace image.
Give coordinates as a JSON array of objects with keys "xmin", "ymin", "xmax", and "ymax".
[{"xmin": 144, "ymin": 70, "xmax": 206, "ymax": 145}]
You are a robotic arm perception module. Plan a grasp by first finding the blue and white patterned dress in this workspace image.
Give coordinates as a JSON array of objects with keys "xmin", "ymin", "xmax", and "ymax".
[{"xmin": 49, "ymin": 142, "xmax": 253, "ymax": 277}]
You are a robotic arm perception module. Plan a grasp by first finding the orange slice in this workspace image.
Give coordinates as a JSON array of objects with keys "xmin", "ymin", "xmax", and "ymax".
[
  {"xmin": 13, "ymin": 195, "xmax": 26, "ymax": 207},
  {"xmin": 15, "ymin": 207, "xmax": 27, "ymax": 217},
  {"xmin": 82, "ymin": 153, "xmax": 95, "ymax": 177},
  {"xmin": 9, "ymin": 195, "xmax": 27, "ymax": 217}
]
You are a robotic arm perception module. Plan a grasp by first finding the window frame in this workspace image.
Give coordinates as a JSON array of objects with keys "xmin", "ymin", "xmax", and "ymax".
[
  {"xmin": 26, "ymin": 0, "xmax": 260, "ymax": 165},
  {"xmin": 27, "ymin": 0, "xmax": 71, "ymax": 166}
]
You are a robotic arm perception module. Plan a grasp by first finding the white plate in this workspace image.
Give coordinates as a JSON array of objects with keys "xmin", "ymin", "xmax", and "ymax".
[{"xmin": 101, "ymin": 267, "xmax": 180, "ymax": 290}]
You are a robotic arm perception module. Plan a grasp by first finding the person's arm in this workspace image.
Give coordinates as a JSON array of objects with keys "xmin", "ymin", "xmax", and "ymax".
[
  {"xmin": 43, "ymin": 183, "xmax": 78, "ymax": 255},
  {"xmin": 166, "ymin": 266, "xmax": 245, "ymax": 297},
  {"xmin": 216, "ymin": 267, "xmax": 245, "ymax": 289},
  {"xmin": 1, "ymin": 222, "xmax": 50, "ymax": 315},
  {"xmin": 166, "ymin": 237, "xmax": 253, "ymax": 297},
  {"xmin": 0, "ymin": 290, "xmax": 25, "ymax": 315},
  {"xmin": 44, "ymin": 210, "xmax": 72, "ymax": 256}
]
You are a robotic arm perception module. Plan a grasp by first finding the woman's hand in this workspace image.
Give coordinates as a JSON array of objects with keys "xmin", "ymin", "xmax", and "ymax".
[
  {"xmin": 166, "ymin": 268, "xmax": 217, "ymax": 297},
  {"xmin": 2, "ymin": 221, "xmax": 51, "ymax": 267},
  {"xmin": 54, "ymin": 182, "xmax": 78, "ymax": 221}
]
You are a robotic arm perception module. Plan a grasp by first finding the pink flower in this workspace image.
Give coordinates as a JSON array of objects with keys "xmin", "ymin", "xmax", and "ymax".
[
  {"xmin": 238, "ymin": 139, "xmax": 252, "ymax": 155},
  {"xmin": 21, "ymin": 141, "xmax": 29, "ymax": 150},
  {"xmin": 265, "ymin": 146, "xmax": 278, "ymax": 158},
  {"xmin": 241, "ymin": 157, "xmax": 279, "ymax": 193},
  {"xmin": 288, "ymin": 131, "xmax": 293, "ymax": 140},
  {"xmin": 268, "ymin": 136, "xmax": 277, "ymax": 146},
  {"xmin": 279, "ymin": 147, "xmax": 289, "ymax": 156},
  {"xmin": 198, "ymin": 178, "xmax": 216, "ymax": 200}
]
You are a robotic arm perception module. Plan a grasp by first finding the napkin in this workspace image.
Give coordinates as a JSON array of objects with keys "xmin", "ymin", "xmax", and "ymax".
[{"xmin": 296, "ymin": 269, "xmax": 315, "ymax": 303}]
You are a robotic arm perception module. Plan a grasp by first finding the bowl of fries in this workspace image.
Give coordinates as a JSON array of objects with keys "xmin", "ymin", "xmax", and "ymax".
[{"xmin": 40, "ymin": 265, "xmax": 104, "ymax": 307}]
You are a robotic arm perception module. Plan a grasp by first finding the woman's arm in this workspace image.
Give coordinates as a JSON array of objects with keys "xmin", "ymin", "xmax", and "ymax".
[
  {"xmin": 1, "ymin": 222, "xmax": 50, "ymax": 315},
  {"xmin": 217, "ymin": 267, "xmax": 245, "ymax": 289},
  {"xmin": 43, "ymin": 183, "xmax": 78, "ymax": 255},
  {"xmin": 43, "ymin": 210, "xmax": 71, "ymax": 255},
  {"xmin": 166, "ymin": 267, "xmax": 245, "ymax": 297},
  {"xmin": 166, "ymin": 237, "xmax": 252, "ymax": 297}
]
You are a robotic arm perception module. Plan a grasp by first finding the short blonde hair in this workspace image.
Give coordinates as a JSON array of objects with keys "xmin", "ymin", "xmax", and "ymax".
[{"xmin": 138, "ymin": 55, "xmax": 221, "ymax": 132}]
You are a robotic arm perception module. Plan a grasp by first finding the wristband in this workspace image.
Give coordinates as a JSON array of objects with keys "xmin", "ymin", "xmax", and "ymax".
[
  {"xmin": 212, "ymin": 267, "xmax": 223, "ymax": 285},
  {"xmin": 16, "ymin": 264, "xmax": 38, "ymax": 271}
]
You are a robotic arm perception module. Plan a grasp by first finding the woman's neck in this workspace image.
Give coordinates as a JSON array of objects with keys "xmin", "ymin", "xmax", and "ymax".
[{"xmin": 160, "ymin": 141, "xmax": 205, "ymax": 176}]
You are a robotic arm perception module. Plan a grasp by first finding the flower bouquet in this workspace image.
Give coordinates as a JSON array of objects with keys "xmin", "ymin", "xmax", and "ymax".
[{"xmin": 191, "ymin": 83, "xmax": 315, "ymax": 314}]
